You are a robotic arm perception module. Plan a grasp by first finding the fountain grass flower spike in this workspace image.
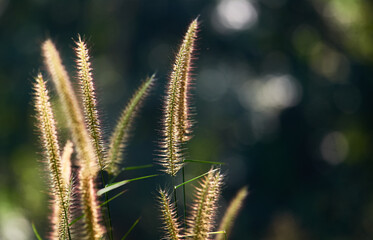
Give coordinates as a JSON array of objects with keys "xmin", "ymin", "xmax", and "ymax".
[
  {"xmin": 187, "ymin": 168, "xmax": 223, "ymax": 240},
  {"xmin": 157, "ymin": 168, "xmax": 224, "ymax": 240},
  {"xmin": 160, "ymin": 18, "xmax": 199, "ymax": 176},
  {"xmin": 215, "ymin": 186, "xmax": 248, "ymax": 240},
  {"xmin": 33, "ymin": 73, "xmax": 71, "ymax": 239},
  {"xmin": 106, "ymin": 74, "xmax": 155, "ymax": 175},
  {"xmin": 42, "ymin": 40, "xmax": 104, "ymax": 239},
  {"xmin": 158, "ymin": 189, "xmax": 182, "ymax": 240},
  {"xmin": 75, "ymin": 36, "xmax": 106, "ymax": 171}
]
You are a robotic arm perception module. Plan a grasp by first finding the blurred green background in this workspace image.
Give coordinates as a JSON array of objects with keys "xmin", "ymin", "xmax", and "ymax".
[{"xmin": 1, "ymin": 0, "xmax": 373, "ymax": 239}]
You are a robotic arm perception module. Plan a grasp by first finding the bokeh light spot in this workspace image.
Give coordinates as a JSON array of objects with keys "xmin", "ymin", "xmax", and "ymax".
[
  {"xmin": 320, "ymin": 131, "xmax": 349, "ymax": 165},
  {"xmin": 213, "ymin": 0, "xmax": 258, "ymax": 33}
]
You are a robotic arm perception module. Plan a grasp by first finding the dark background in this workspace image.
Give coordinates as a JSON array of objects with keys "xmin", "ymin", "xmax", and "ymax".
[{"xmin": 1, "ymin": 0, "xmax": 373, "ymax": 239}]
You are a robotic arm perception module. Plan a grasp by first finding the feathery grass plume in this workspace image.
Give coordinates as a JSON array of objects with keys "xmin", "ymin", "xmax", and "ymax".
[
  {"xmin": 174, "ymin": 18, "xmax": 198, "ymax": 143},
  {"xmin": 42, "ymin": 40, "xmax": 104, "ymax": 239},
  {"xmin": 78, "ymin": 171, "xmax": 105, "ymax": 240},
  {"xmin": 42, "ymin": 39, "xmax": 99, "ymax": 175},
  {"xmin": 33, "ymin": 73, "xmax": 70, "ymax": 239},
  {"xmin": 160, "ymin": 19, "xmax": 199, "ymax": 176},
  {"xmin": 215, "ymin": 186, "xmax": 248, "ymax": 240},
  {"xmin": 106, "ymin": 75, "xmax": 155, "ymax": 175},
  {"xmin": 187, "ymin": 168, "xmax": 223, "ymax": 240},
  {"xmin": 75, "ymin": 36, "xmax": 105, "ymax": 170},
  {"xmin": 158, "ymin": 189, "xmax": 182, "ymax": 240}
]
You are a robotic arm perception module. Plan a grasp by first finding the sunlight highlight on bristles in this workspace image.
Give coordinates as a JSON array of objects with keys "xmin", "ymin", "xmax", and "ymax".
[
  {"xmin": 106, "ymin": 75, "xmax": 155, "ymax": 175},
  {"xmin": 215, "ymin": 186, "xmax": 248, "ymax": 240},
  {"xmin": 42, "ymin": 39, "xmax": 99, "ymax": 176},
  {"xmin": 61, "ymin": 140, "xmax": 73, "ymax": 186},
  {"xmin": 42, "ymin": 40, "xmax": 104, "ymax": 239},
  {"xmin": 187, "ymin": 168, "xmax": 223, "ymax": 240},
  {"xmin": 78, "ymin": 172, "xmax": 105, "ymax": 240},
  {"xmin": 33, "ymin": 73, "xmax": 70, "ymax": 240},
  {"xmin": 158, "ymin": 189, "xmax": 182, "ymax": 240},
  {"xmin": 75, "ymin": 36, "xmax": 106, "ymax": 171},
  {"xmin": 175, "ymin": 19, "xmax": 198, "ymax": 143},
  {"xmin": 160, "ymin": 18, "xmax": 199, "ymax": 176}
]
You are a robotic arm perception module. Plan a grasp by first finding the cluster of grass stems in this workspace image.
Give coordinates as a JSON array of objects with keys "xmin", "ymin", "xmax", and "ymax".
[{"xmin": 32, "ymin": 18, "xmax": 247, "ymax": 240}]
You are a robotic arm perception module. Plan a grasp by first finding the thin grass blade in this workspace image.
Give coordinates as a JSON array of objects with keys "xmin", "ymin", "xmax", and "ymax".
[
  {"xmin": 121, "ymin": 217, "xmax": 141, "ymax": 240},
  {"xmin": 97, "ymin": 174, "xmax": 158, "ymax": 196},
  {"xmin": 32, "ymin": 223, "xmax": 43, "ymax": 240}
]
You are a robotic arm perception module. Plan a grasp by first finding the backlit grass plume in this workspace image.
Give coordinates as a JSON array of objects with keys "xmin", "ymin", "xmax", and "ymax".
[
  {"xmin": 215, "ymin": 186, "xmax": 248, "ymax": 240},
  {"xmin": 42, "ymin": 40, "xmax": 99, "ymax": 176},
  {"xmin": 33, "ymin": 73, "xmax": 71, "ymax": 239},
  {"xmin": 32, "ymin": 18, "xmax": 247, "ymax": 240},
  {"xmin": 158, "ymin": 189, "xmax": 182, "ymax": 240},
  {"xmin": 75, "ymin": 36, "xmax": 105, "ymax": 170},
  {"xmin": 187, "ymin": 168, "xmax": 223, "ymax": 240},
  {"xmin": 42, "ymin": 40, "xmax": 104, "ymax": 239},
  {"xmin": 160, "ymin": 18, "xmax": 199, "ymax": 176},
  {"xmin": 106, "ymin": 75, "xmax": 155, "ymax": 175},
  {"xmin": 61, "ymin": 140, "xmax": 73, "ymax": 187}
]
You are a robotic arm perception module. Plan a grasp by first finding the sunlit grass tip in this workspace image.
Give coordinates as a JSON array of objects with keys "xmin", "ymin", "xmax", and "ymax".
[
  {"xmin": 75, "ymin": 36, "xmax": 106, "ymax": 170},
  {"xmin": 42, "ymin": 39, "xmax": 99, "ymax": 176},
  {"xmin": 42, "ymin": 39, "xmax": 104, "ymax": 239},
  {"xmin": 159, "ymin": 18, "xmax": 199, "ymax": 176},
  {"xmin": 106, "ymin": 74, "xmax": 156, "ymax": 175},
  {"xmin": 187, "ymin": 167, "xmax": 223, "ymax": 240},
  {"xmin": 33, "ymin": 73, "xmax": 70, "ymax": 239},
  {"xmin": 215, "ymin": 186, "xmax": 248, "ymax": 240},
  {"xmin": 158, "ymin": 189, "xmax": 182, "ymax": 240}
]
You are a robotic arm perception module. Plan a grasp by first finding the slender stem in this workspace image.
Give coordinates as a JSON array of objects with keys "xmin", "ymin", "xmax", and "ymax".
[
  {"xmin": 121, "ymin": 217, "xmax": 141, "ymax": 240},
  {"xmin": 172, "ymin": 176, "xmax": 178, "ymax": 218},
  {"xmin": 99, "ymin": 170, "xmax": 113, "ymax": 240},
  {"xmin": 174, "ymin": 169, "xmax": 218, "ymax": 189},
  {"xmin": 184, "ymin": 159, "xmax": 225, "ymax": 165},
  {"xmin": 182, "ymin": 166, "xmax": 187, "ymax": 230}
]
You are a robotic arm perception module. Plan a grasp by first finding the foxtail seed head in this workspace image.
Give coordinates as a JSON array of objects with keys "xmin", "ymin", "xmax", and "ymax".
[
  {"xmin": 75, "ymin": 36, "xmax": 106, "ymax": 171},
  {"xmin": 215, "ymin": 186, "xmax": 248, "ymax": 240},
  {"xmin": 106, "ymin": 75, "xmax": 155, "ymax": 175},
  {"xmin": 42, "ymin": 39, "xmax": 99, "ymax": 176},
  {"xmin": 187, "ymin": 168, "xmax": 223, "ymax": 240},
  {"xmin": 33, "ymin": 73, "xmax": 70, "ymax": 239},
  {"xmin": 159, "ymin": 18, "xmax": 199, "ymax": 176},
  {"xmin": 42, "ymin": 40, "xmax": 104, "ymax": 239},
  {"xmin": 78, "ymin": 170, "xmax": 105, "ymax": 240},
  {"xmin": 158, "ymin": 189, "xmax": 182, "ymax": 240}
]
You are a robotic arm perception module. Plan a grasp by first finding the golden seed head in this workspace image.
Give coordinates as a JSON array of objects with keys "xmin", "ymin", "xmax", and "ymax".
[
  {"xmin": 159, "ymin": 18, "xmax": 199, "ymax": 176},
  {"xmin": 158, "ymin": 189, "xmax": 182, "ymax": 240}
]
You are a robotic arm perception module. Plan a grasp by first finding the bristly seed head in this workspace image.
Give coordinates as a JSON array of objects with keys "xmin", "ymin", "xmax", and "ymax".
[
  {"xmin": 158, "ymin": 189, "xmax": 182, "ymax": 240},
  {"xmin": 216, "ymin": 186, "xmax": 248, "ymax": 240},
  {"xmin": 33, "ymin": 73, "xmax": 70, "ymax": 239},
  {"xmin": 159, "ymin": 18, "xmax": 199, "ymax": 176},
  {"xmin": 75, "ymin": 36, "xmax": 106, "ymax": 171},
  {"xmin": 106, "ymin": 74, "xmax": 156, "ymax": 175},
  {"xmin": 187, "ymin": 168, "xmax": 223, "ymax": 240},
  {"xmin": 42, "ymin": 39, "xmax": 104, "ymax": 239}
]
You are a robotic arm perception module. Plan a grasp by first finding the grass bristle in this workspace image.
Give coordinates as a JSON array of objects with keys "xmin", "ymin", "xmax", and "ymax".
[
  {"xmin": 159, "ymin": 18, "xmax": 199, "ymax": 176},
  {"xmin": 106, "ymin": 75, "xmax": 156, "ymax": 175},
  {"xmin": 75, "ymin": 36, "xmax": 106, "ymax": 171},
  {"xmin": 187, "ymin": 168, "xmax": 223, "ymax": 240},
  {"xmin": 158, "ymin": 189, "xmax": 182, "ymax": 240},
  {"xmin": 215, "ymin": 186, "xmax": 248, "ymax": 240},
  {"xmin": 33, "ymin": 73, "xmax": 70, "ymax": 239}
]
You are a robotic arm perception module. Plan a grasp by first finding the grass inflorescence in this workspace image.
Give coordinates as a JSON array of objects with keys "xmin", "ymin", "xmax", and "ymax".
[{"xmin": 32, "ymin": 18, "xmax": 247, "ymax": 240}]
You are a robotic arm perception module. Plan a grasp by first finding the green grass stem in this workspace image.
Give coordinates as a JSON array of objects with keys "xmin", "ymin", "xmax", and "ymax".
[{"xmin": 121, "ymin": 217, "xmax": 141, "ymax": 240}]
